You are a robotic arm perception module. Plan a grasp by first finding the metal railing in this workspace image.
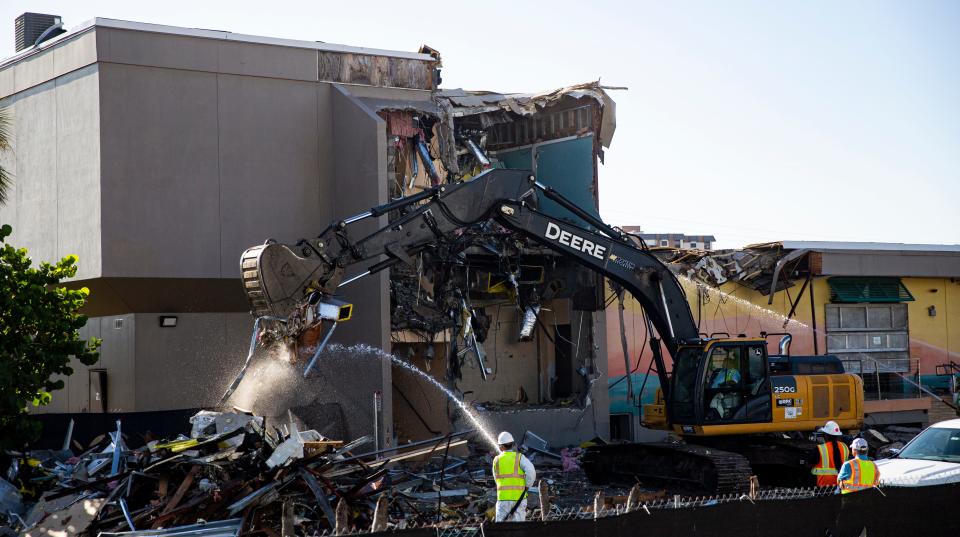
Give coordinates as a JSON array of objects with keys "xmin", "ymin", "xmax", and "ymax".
[
  {"xmin": 839, "ymin": 357, "xmax": 959, "ymax": 413},
  {"xmin": 839, "ymin": 357, "xmax": 923, "ymax": 401}
]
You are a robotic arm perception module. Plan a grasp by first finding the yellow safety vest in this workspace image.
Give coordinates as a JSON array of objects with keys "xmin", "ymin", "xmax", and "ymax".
[
  {"xmin": 812, "ymin": 441, "xmax": 850, "ymax": 476},
  {"xmin": 493, "ymin": 451, "xmax": 527, "ymax": 501},
  {"xmin": 840, "ymin": 458, "xmax": 879, "ymax": 494}
]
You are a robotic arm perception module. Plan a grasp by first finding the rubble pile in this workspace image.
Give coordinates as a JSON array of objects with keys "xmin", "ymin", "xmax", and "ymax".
[{"xmin": 1, "ymin": 412, "xmax": 632, "ymax": 536}]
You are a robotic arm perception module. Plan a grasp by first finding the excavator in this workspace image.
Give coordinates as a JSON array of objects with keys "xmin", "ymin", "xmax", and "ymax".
[{"xmin": 236, "ymin": 168, "xmax": 864, "ymax": 494}]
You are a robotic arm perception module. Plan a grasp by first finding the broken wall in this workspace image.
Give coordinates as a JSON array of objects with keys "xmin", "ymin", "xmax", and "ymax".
[
  {"xmin": 379, "ymin": 88, "xmax": 615, "ymax": 447},
  {"xmin": 480, "ymin": 308, "xmax": 609, "ymax": 447},
  {"xmin": 392, "ymin": 304, "xmax": 608, "ymax": 447}
]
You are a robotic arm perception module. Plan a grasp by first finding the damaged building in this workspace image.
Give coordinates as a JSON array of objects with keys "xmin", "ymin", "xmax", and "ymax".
[
  {"xmin": 0, "ymin": 16, "xmax": 617, "ymax": 449},
  {"xmin": 377, "ymin": 84, "xmax": 617, "ymax": 445}
]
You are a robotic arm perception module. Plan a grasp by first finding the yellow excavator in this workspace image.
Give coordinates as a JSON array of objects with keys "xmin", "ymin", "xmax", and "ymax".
[{"xmin": 236, "ymin": 168, "xmax": 863, "ymax": 493}]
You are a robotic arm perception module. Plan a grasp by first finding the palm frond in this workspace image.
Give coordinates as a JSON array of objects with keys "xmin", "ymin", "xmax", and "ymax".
[
  {"xmin": 0, "ymin": 107, "xmax": 9, "ymax": 150},
  {"xmin": 0, "ymin": 167, "xmax": 10, "ymax": 205},
  {"xmin": 0, "ymin": 107, "xmax": 11, "ymax": 205}
]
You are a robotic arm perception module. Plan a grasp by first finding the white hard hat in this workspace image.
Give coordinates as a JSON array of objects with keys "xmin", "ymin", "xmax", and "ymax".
[
  {"xmin": 497, "ymin": 431, "xmax": 514, "ymax": 445},
  {"xmin": 819, "ymin": 421, "xmax": 842, "ymax": 436},
  {"xmin": 851, "ymin": 438, "xmax": 869, "ymax": 452}
]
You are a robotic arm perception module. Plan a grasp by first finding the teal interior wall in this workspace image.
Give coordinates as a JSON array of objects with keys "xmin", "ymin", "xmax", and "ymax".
[{"xmin": 494, "ymin": 135, "xmax": 599, "ymax": 227}]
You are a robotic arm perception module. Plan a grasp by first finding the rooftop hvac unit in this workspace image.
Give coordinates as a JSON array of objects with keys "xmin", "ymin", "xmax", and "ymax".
[{"xmin": 15, "ymin": 13, "xmax": 64, "ymax": 52}]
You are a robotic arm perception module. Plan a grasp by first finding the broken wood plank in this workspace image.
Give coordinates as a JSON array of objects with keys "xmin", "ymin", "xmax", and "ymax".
[
  {"xmin": 157, "ymin": 476, "xmax": 169, "ymax": 501},
  {"xmin": 159, "ymin": 466, "xmax": 200, "ymax": 516}
]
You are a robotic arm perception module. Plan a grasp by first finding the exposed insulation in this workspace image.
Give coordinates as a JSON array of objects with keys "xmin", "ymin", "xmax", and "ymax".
[{"xmin": 318, "ymin": 52, "xmax": 437, "ymax": 89}]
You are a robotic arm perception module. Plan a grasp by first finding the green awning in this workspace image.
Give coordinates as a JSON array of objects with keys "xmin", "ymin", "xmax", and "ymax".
[{"xmin": 828, "ymin": 277, "xmax": 915, "ymax": 303}]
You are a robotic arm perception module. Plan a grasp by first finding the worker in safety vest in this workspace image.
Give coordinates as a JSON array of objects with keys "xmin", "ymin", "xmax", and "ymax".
[
  {"xmin": 838, "ymin": 438, "xmax": 880, "ymax": 494},
  {"xmin": 710, "ymin": 355, "xmax": 742, "ymax": 388},
  {"xmin": 811, "ymin": 420, "xmax": 851, "ymax": 487},
  {"xmin": 492, "ymin": 431, "xmax": 536, "ymax": 522}
]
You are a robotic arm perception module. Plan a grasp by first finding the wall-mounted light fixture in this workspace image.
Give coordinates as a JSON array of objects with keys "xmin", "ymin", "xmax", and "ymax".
[
  {"xmin": 159, "ymin": 315, "xmax": 178, "ymax": 327},
  {"xmin": 928, "ymin": 306, "xmax": 937, "ymax": 318}
]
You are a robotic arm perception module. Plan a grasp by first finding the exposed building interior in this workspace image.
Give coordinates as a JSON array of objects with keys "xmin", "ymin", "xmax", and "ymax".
[{"xmin": 364, "ymin": 84, "xmax": 618, "ymax": 444}]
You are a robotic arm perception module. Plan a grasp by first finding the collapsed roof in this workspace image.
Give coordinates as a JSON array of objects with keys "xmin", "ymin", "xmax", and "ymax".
[
  {"xmin": 361, "ymin": 81, "xmax": 618, "ymax": 180},
  {"xmin": 652, "ymin": 240, "xmax": 960, "ymax": 300}
]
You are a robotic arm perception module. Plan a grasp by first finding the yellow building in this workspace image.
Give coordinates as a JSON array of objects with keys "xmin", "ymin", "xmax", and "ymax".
[{"xmin": 607, "ymin": 241, "xmax": 960, "ymax": 439}]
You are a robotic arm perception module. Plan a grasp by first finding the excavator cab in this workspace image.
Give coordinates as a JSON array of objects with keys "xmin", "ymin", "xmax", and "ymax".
[
  {"xmin": 651, "ymin": 337, "xmax": 861, "ymax": 438},
  {"xmin": 649, "ymin": 340, "xmax": 772, "ymax": 432},
  {"xmin": 700, "ymin": 341, "xmax": 772, "ymax": 424}
]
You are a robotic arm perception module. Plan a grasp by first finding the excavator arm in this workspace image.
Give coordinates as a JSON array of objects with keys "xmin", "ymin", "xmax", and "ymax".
[
  {"xmin": 241, "ymin": 168, "xmax": 701, "ymax": 401},
  {"xmin": 235, "ymin": 168, "xmax": 865, "ymax": 496}
]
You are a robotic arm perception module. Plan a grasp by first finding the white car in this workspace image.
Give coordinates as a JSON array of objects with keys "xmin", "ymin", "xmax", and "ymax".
[{"xmin": 875, "ymin": 418, "xmax": 960, "ymax": 486}]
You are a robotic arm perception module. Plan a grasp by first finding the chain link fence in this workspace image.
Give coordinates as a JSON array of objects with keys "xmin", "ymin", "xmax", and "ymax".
[{"xmin": 315, "ymin": 467, "xmax": 960, "ymax": 536}]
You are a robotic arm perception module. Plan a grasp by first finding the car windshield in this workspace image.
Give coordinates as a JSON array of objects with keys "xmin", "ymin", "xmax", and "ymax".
[{"xmin": 898, "ymin": 427, "xmax": 960, "ymax": 463}]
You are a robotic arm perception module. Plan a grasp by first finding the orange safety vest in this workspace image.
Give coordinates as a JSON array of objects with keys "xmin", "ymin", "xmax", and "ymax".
[
  {"xmin": 839, "ymin": 458, "xmax": 879, "ymax": 494},
  {"xmin": 493, "ymin": 451, "xmax": 527, "ymax": 501},
  {"xmin": 812, "ymin": 440, "xmax": 851, "ymax": 487}
]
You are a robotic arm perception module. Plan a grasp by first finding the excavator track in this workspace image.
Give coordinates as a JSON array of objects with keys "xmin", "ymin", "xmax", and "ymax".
[
  {"xmin": 581, "ymin": 442, "xmax": 753, "ymax": 495},
  {"xmin": 695, "ymin": 434, "xmax": 819, "ymax": 487}
]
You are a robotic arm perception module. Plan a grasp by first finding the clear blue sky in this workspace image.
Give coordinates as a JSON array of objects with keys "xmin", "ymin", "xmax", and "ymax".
[{"xmin": 2, "ymin": 1, "xmax": 958, "ymax": 249}]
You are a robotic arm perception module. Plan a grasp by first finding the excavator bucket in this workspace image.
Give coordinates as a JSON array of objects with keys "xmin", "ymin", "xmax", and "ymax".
[
  {"xmin": 241, "ymin": 242, "xmax": 329, "ymax": 319},
  {"xmin": 237, "ymin": 242, "xmax": 351, "ymax": 373}
]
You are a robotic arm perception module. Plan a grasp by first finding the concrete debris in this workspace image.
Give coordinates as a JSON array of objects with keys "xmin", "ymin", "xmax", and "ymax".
[
  {"xmin": 876, "ymin": 442, "xmax": 905, "ymax": 460},
  {"xmin": 188, "ymin": 412, "xmax": 262, "ymax": 449},
  {"xmin": 652, "ymin": 245, "xmax": 788, "ymax": 294},
  {"xmin": 97, "ymin": 518, "xmax": 242, "ymax": 537},
  {"xmin": 2, "ymin": 415, "xmax": 663, "ymax": 535},
  {"xmin": 877, "ymin": 426, "xmax": 922, "ymax": 445},
  {"xmin": 0, "ymin": 477, "xmax": 23, "ymax": 520},
  {"xmin": 20, "ymin": 498, "xmax": 106, "ymax": 537},
  {"xmin": 265, "ymin": 426, "xmax": 329, "ymax": 469}
]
